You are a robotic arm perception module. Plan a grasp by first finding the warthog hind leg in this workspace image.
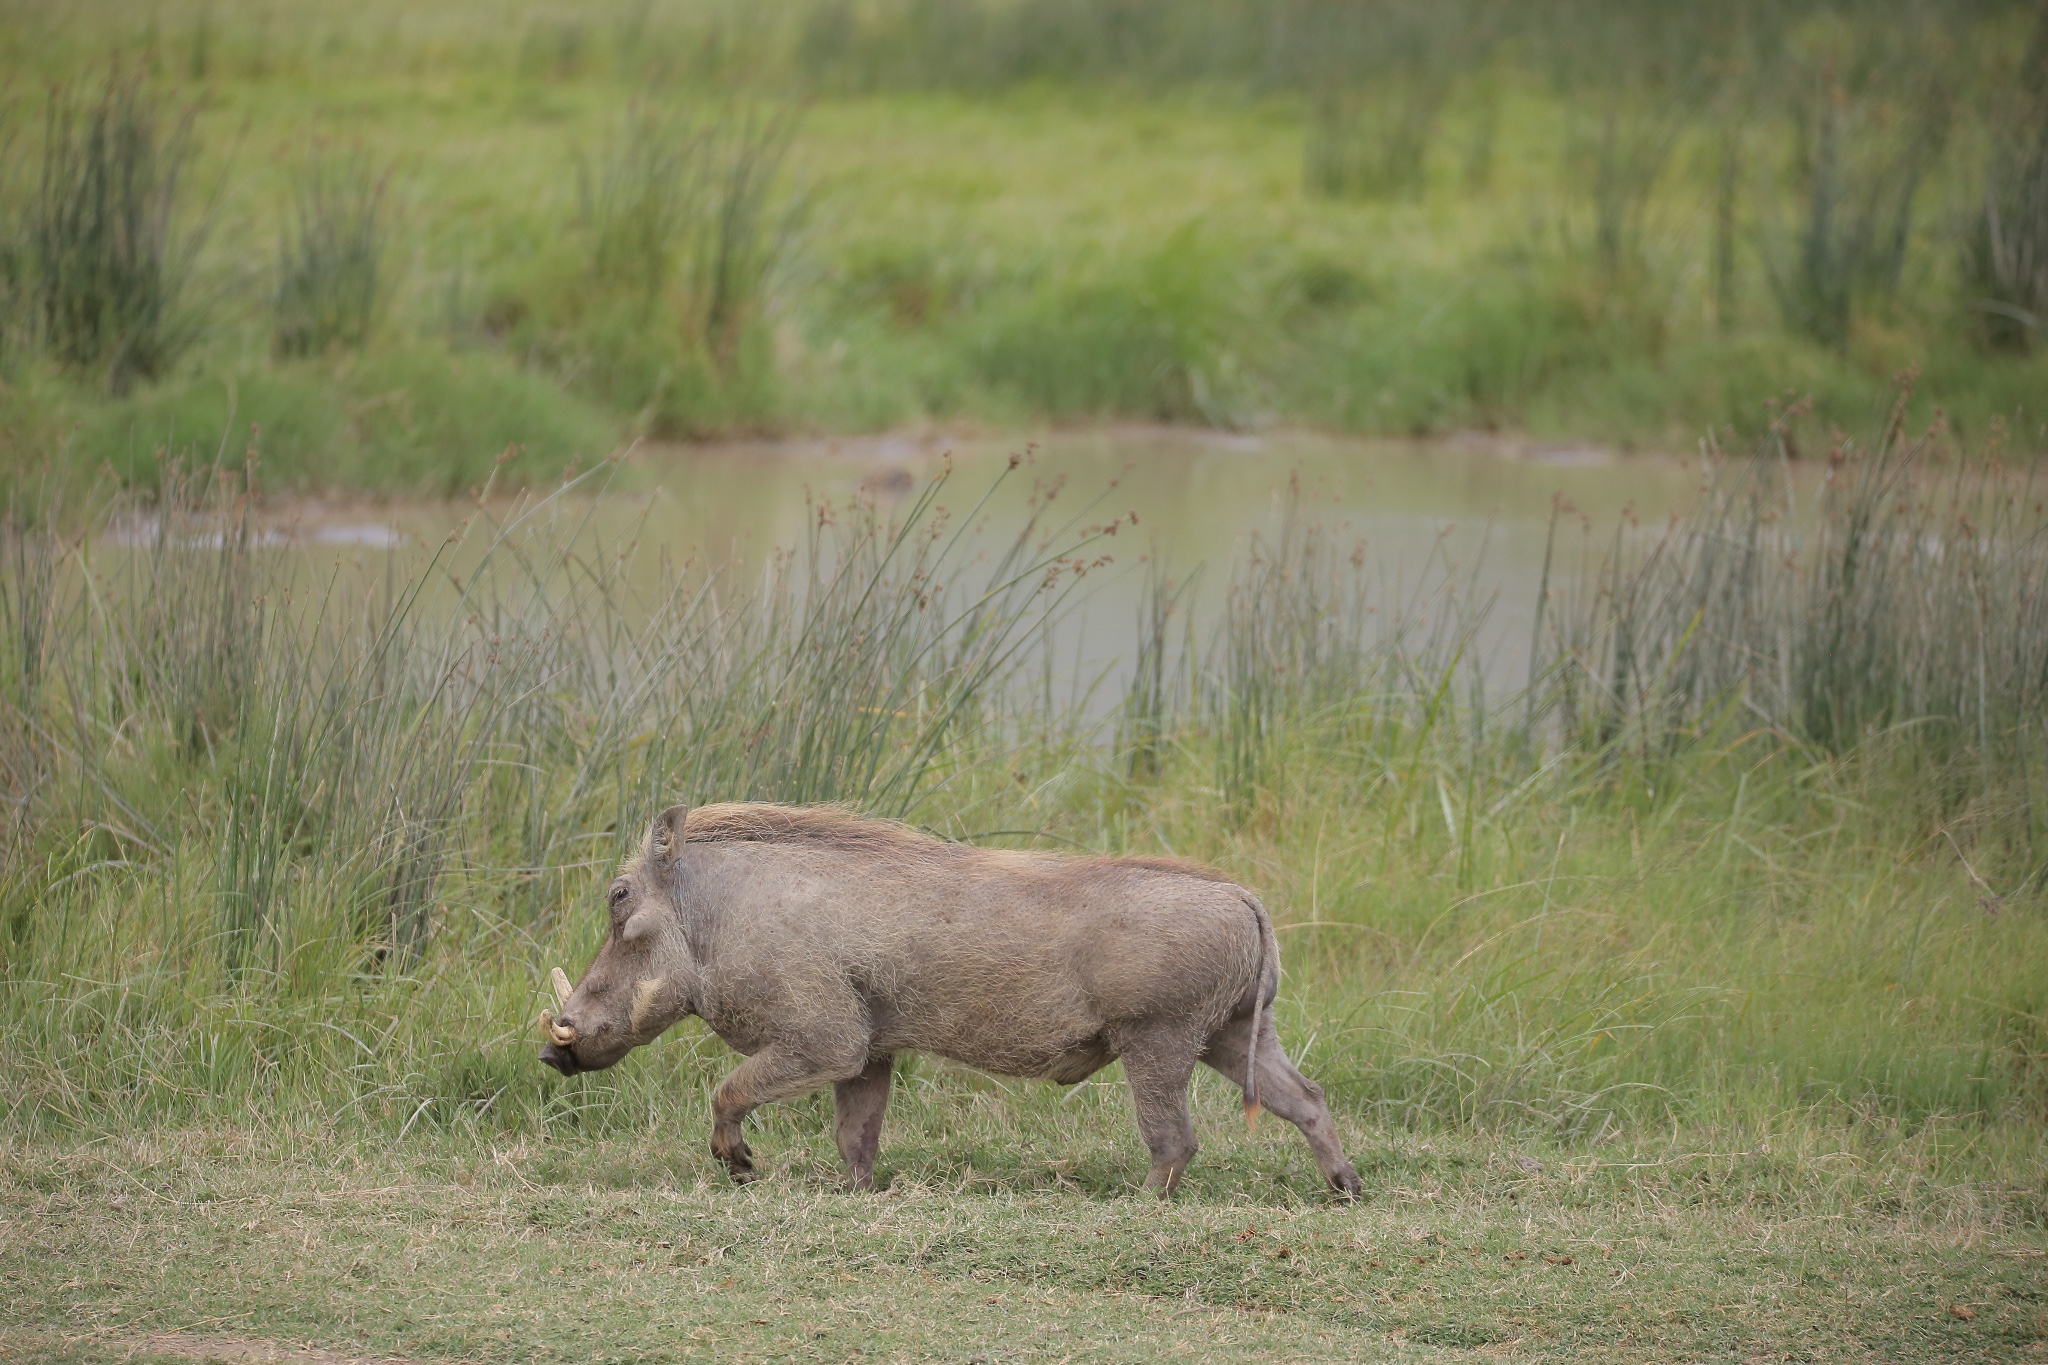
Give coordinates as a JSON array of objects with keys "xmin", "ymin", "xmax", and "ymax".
[
  {"xmin": 710, "ymin": 1043, "xmax": 867, "ymax": 1185},
  {"xmin": 1111, "ymin": 1023, "xmax": 1203, "ymax": 1197},
  {"xmin": 832, "ymin": 1054, "xmax": 894, "ymax": 1191},
  {"xmin": 1203, "ymin": 1014, "xmax": 1363, "ymax": 1199}
]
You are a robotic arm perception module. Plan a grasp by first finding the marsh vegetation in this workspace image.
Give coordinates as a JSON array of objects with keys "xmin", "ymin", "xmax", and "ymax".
[
  {"xmin": 1, "ymin": 0, "xmax": 2046, "ymax": 497},
  {"xmin": 3, "ymin": 3, "xmax": 2047, "ymax": 1359},
  {"xmin": 5, "ymin": 400, "xmax": 2047, "ymax": 1355},
  {"xmin": 7, "ymin": 391, "xmax": 2040, "ymax": 1135}
]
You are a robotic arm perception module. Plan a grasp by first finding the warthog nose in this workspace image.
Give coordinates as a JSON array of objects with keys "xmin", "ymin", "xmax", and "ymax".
[
  {"xmin": 538, "ymin": 1040, "xmax": 580, "ymax": 1076},
  {"xmin": 540, "ymin": 1006, "xmax": 578, "ymax": 1048}
]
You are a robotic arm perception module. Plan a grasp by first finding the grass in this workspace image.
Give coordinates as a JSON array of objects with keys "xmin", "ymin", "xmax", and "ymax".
[
  {"xmin": 3, "ymin": 1, "xmax": 2048, "ymax": 500},
  {"xmin": 1761, "ymin": 48, "xmax": 1948, "ymax": 352},
  {"xmin": 24, "ymin": 61, "xmax": 207, "ymax": 394},
  {"xmin": 498, "ymin": 95, "xmax": 796, "ymax": 435},
  {"xmin": 2, "ymin": 402, "xmax": 2046, "ymax": 1354},
  {"xmin": 5, "ymin": 1125, "xmax": 2045, "ymax": 1363},
  {"xmin": 272, "ymin": 144, "xmax": 387, "ymax": 359},
  {"xmin": 1965, "ymin": 6, "xmax": 2048, "ymax": 353},
  {"xmin": 3, "ymin": 3, "xmax": 2048, "ymax": 1356}
]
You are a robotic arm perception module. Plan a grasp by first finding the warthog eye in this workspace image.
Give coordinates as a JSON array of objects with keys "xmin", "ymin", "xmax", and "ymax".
[{"xmin": 608, "ymin": 881, "xmax": 631, "ymax": 909}]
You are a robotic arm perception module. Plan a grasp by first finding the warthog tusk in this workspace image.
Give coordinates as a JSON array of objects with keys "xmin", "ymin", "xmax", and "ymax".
[
  {"xmin": 540, "ymin": 1009, "xmax": 577, "ymax": 1046},
  {"xmin": 551, "ymin": 967, "xmax": 574, "ymax": 1011}
]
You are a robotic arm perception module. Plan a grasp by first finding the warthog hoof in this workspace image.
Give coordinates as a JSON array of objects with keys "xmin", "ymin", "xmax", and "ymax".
[
  {"xmin": 1329, "ymin": 1165, "xmax": 1364, "ymax": 1201},
  {"xmin": 711, "ymin": 1130, "xmax": 755, "ymax": 1183}
]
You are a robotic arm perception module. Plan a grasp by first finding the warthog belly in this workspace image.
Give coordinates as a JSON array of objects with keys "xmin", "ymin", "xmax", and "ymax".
[{"xmin": 1044, "ymin": 1034, "xmax": 1115, "ymax": 1085}]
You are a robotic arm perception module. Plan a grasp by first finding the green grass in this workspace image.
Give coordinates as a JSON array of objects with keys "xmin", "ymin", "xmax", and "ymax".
[
  {"xmin": 4, "ymin": 1123, "xmax": 2044, "ymax": 1363},
  {"xmin": 3, "ymin": 1, "xmax": 2047, "ymax": 500},
  {"xmin": 5, "ymin": 345, "xmax": 614, "ymax": 494},
  {"xmin": 4, "ymin": 5, "xmax": 2048, "ymax": 1356},
  {"xmin": 3, "ymin": 431, "xmax": 2047, "ymax": 1356}
]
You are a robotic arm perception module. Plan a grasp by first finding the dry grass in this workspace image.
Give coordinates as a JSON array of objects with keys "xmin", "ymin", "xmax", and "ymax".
[{"xmin": 2, "ymin": 1121, "xmax": 2043, "ymax": 1362}]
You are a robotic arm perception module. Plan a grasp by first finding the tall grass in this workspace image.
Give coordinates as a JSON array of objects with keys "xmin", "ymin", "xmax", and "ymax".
[
  {"xmin": 1534, "ymin": 387, "xmax": 2048, "ymax": 870},
  {"xmin": 577, "ymin": 99, "xmax": 798, "ymax": 358},
  {"xmin": 781, "ymin": 0, "xmax": 2030, "ymax": 411},
  {"xmin": 1112, "ymin": 404, "xmax": 2047, "ymax": 1132},
  {"xmin": 692, "ymin": 105, "xmax": 801, "ymax": 368},
  {"xmin": 1760, "ymin": 25, "xmax": 1951, "ymax": 350},
  {"xmin": 1117, "ymin": 562, "xmax": 1191, "ymax": 782},
  {"xmin": 1197, "ymin": 496, "xmax": 1487, "ymax": 821},
  {"xmin": 1296, "ymin": 0, "xmax": 1470, "ymax": 201},
  {"xmin": 516, "ymin": 15, "xmax": 590, "ymax": 84},
  {"xmin": 9, "ymin": 2, "xmax": 2048, "ymax": 486},
  {"xmin": 794, "ymin": 0, "xmax": 1261, "ymax": 93},
  {"xmin": 1964, "ymin": 5, "xmax": 2048, "ymax": 353},
  {"xmin": 0, "ymin": 105, "xmax": 28, "ymax": 374},
  {"xmin": 4, "ymin": 398, "xmax": 2040, "ymax": 1144},
  {"xmin": 29, "ymin": 65, "xmax": 208, "ymax": 393},
  {"xmin": 273, "ymin": 147, "xmax": 388, "ymax": 358},
  {"xmin": 969, "ymin": 229, "xmax": 1240, "ymax": 423},
  {"xmin": 1539, "ymin": 2, "xmax": 1727, "ymax": 276},
  {"xmin": 0, "ymin": 452, "xmax": 1120, "ymax": 1127},
  {"xmin": 578, "ymin": 102, "xmax": 698, "ymax": 310},
  {"xmin": 512, "ymin": 97, "xmax": 798, "ymax": 431}
]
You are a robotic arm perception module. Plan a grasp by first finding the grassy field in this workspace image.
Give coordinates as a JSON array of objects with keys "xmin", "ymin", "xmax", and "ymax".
[
  {"xmin": 3, "ymin": 0, "xmax": 2047, "ymax": 501},
  {"xmin": 7, "ymin": 1125, "xmax": 2046, "ymax": 1363},
  {"xmin": 4, "ymin": 2, "xmax": 2048, "ymax": 1359},
  {"xmin": 4, "ymin": 417, "xmax": 2047, "ymax": 1358}
]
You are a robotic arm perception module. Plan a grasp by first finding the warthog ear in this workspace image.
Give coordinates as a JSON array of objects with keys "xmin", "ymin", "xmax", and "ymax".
[{"xmin": 649, "ymin": 803, "xmax": 691, "ymax": 865}]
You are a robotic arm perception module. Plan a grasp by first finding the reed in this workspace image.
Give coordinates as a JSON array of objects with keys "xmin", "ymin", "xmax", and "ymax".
[
  {"xmin": 28, "ymin": 64, "xmax": 207, "ymax": 393},
  {"xmin": 578, "ymin": 102, "xmax": 698, "ymax": 310},
  {"xmin": 1, "ymin": 436, "xmax": 2043, "ymax": 1145},
  {"xmin": 1530, "ymin": 384, "xmax": 2048, "ymax": 882},
  {"xmin": 273, "ymin": 146, "xmax": 388, "ymax": 358},
  {"xmin": 690, "ymin": 104, "xmax": 800, "ymax": 368},
  {"xmin": 514, "ymin": 96, "xmax": 797, "ymax": 429},
  {"xmin": 1964, "ymin": 5, "xmax": 2048, "ymax": 353},
  {"xmin": 1760, "ymin": 28, "xmax": 1951, "ymax": 350},
  {"xmin": 1295, "ymin": 0, "xmax": 1467, "ymax": 201}
]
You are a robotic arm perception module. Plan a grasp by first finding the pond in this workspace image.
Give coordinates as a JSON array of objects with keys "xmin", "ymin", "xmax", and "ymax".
[{"xmin": 252, "ymin": 425, "xmax": 1705, "ymax": 701}]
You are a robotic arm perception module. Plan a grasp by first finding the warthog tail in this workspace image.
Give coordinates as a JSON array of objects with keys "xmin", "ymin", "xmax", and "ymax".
[{"xmin": 1241, "ymin": 891, "xmax": 1279, "ymax": 1131}]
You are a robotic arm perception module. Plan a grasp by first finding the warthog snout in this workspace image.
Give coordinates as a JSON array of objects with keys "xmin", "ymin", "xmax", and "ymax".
[{"xmin": 537, "ymin": 966, "xmax": 581, "ymax": 1074}]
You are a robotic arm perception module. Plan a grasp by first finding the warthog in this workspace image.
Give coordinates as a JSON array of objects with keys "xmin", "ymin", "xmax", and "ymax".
[{"xmin": 538, "ymin": 802, "xmax": 1361, "ymax": 1198}]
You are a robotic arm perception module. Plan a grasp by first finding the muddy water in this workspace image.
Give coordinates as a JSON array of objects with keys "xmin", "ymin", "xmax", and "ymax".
[{"xmin": 267, "ymin": 426, "xmax": 1703, "ymax": 696}]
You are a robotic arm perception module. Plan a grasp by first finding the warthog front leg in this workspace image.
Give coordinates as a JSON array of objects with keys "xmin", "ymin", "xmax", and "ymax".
[
  {"xmin": 832, "ymin": 1054, "xmax": 894, "ymax": 1191},
  {"xmin": 1111, "ymin": 1024, "xmax": 1203, "ymax": 1197},
  {"xmin": 710, "ymin": 1044, "xmax": 866, "ymax": 1185},
  {"xmin": 1203, "ymin": 1014, "xmax": 1363, "ymax": 1199}
]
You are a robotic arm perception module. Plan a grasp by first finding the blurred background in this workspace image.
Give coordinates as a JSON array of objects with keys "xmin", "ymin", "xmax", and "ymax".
[{"xmin": 1, "ymin": 0, "xmax": 2044, "ymax": 499}]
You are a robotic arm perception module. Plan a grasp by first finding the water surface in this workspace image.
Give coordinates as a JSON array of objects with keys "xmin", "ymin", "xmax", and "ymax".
[{"xmin": 268, "ymin": 426, "xmax": 1703, "ymax": 695}]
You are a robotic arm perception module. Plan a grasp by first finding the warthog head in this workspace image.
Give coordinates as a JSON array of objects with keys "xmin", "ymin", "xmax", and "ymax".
[{"xmin": 538, "ymin": 804, "xmax": 697, "ymax": 1077}]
